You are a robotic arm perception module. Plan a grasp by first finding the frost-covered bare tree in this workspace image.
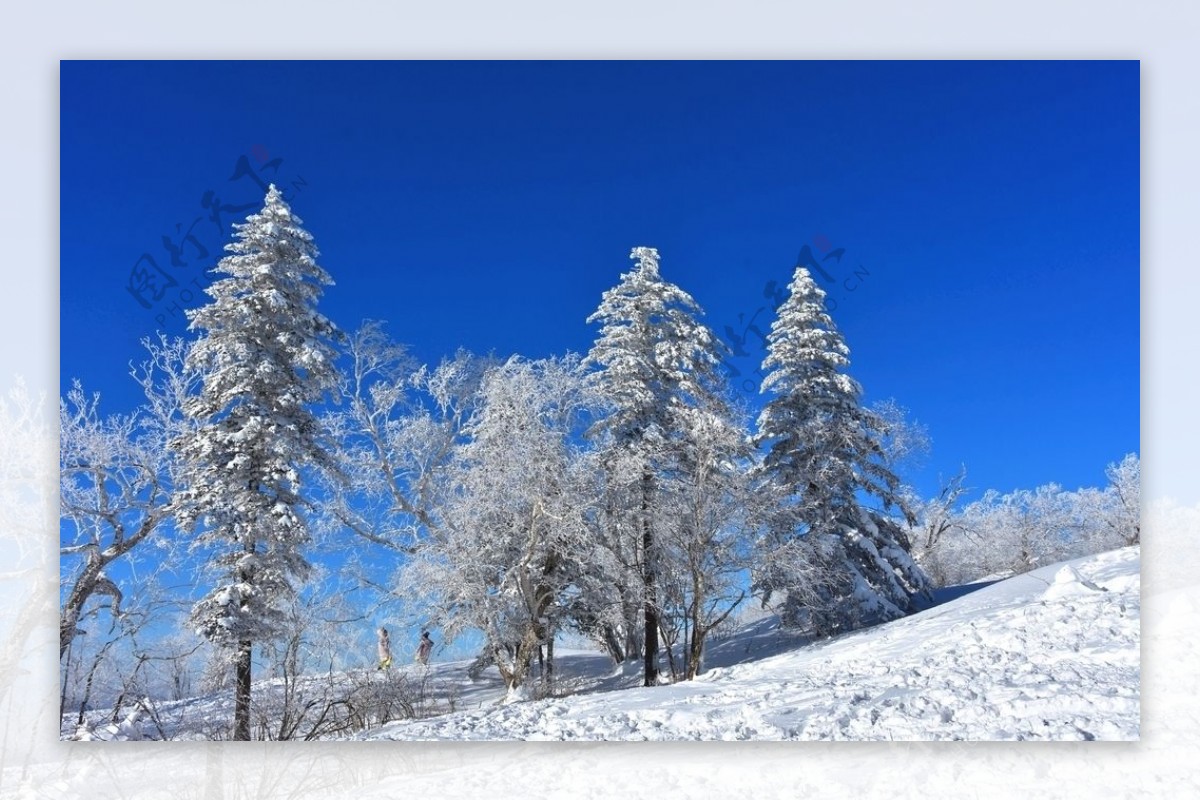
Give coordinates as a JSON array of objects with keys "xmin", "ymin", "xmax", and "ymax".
[
  {"xmin": 562, "ymin": 442, "xmax": 644, "ymax": 665},
  {"xmin": 870, "ymin": 398, "xmax": 931, "ymax": 475},
  {"xmin": 400, "ymin": 354, "xmax": 592, "ymax": 695},
  {"xmin": 322, "ymin": 321, "xmax": 485, "ymax": 556},
  {"xmin": 960, "ymin": 484, "xmax": 1080, "ymax": 575},
  {"xmin": 60, "ymin": 389, "xmax": 160, "ymax": 660},
  {"xmin": 906, "ymin": 467, "xmax": 970, "ymax": 587},
  {"xmin": 912, "ymin": 454, "xmax": 1140, "ymax": 586},
  {"xmin": 405, "ymin": 355, "xmax": 596, "ymax": 699},
  {"xmin": 911, "ymin": 467, "xmax": 970, "ymax": 554},
  {"xmin": 315, "ymin": 321, "xmax": 489, "ymax": 643},
  {"xmin": 251, "ymin": 564, "xmax": 371, "ymax": 740},
  {"xmin": 585, "ymin": 246, "xmax": 729, "ymax": 686},
  {"xmin": 171, "ymin": 186, "xmax": 342, "ymax": 740},
  {"xmin": 1103, "ymin": 453, "xmax": 1140, "ymax": 547},
  {"xmin": 59, "ymin": 335, "xmax": 196, "ymax": 660},
  {"xmin": 753, "ymin": 266, "xmax": 930, "ymax": 635},
  {"xmin": 656, "ymin": 401, "xmax": 753, "ymax": 680}
]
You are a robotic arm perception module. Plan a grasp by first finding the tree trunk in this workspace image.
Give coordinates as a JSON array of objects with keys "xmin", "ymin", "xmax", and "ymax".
[
  {"xmin": 60, "ymin": 557, "xmax": 123, "ymax": 659},
  {"xmin": 601, "ymin": 624, "xmax": 625, "ymax": 664},
  {"xmin": 661, "ymin": 620, "xmax": 679, "ymax": 681},
  {"xmin": 687, "ymin": 615, "xmax": 704, "ymax": 682},
  {"xmin": 687, "ymin": 568, "xmax": 703, "ymax": 680},
  {"xmin": 641, "ymin": 467, "xmax": 659, "ymax": 687},
  {"xmin": 643, "ymin": 597, "xmax": 659, "ymax": 686},
  {"xmin": 233, "ymin": 535, "xmax": 255, "ymax": 740},
  {"xmin": 234, "ymin": 640, "xmax": 252, "ymax": 740}
]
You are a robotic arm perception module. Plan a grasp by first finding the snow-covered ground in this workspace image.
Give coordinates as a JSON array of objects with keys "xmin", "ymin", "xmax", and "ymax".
[
  {"xmin": 63, "ymin": 546, "xmax": 1140, "ymax": 743},
  {"xmin": 356, "ymin": 546, "xmax": 1139, "ymax": 742}
]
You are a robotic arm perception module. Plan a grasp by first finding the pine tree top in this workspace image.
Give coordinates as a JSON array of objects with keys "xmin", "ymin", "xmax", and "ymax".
[
  {"xmin": 585, "ymin": 247, "xmax": 727, "ymax": 446},
  {"xmin": 760, "ymin": 266, "xmax": 858, "ymax": 401}
]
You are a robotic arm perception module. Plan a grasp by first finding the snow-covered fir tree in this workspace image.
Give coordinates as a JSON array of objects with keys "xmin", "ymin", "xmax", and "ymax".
[
  {"xmin": 754, "ymin": 266, "xmax": 929, "ymax": 634},
  {"xmin": 171, "ymin": 185, "xmax": 342, "ymax": 740},
  {"xmin": 585, "ymin": 246, "xmax": 728, "ymax": 685}
]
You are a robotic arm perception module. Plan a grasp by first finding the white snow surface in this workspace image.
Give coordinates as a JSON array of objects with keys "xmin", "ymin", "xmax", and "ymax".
[
  {"xmin": 60, "ymin": 547, "xmax": 1139, "ymax": 744},
  {"xmin": 355, "ymin": 547, "xmax": 1139, "ymax": 741}
]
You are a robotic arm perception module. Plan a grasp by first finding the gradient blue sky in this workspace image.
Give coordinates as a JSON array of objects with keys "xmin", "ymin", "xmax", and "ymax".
[{"xmin": 60, "ymin": 60, "xmax": 1139, "ymax": 501}]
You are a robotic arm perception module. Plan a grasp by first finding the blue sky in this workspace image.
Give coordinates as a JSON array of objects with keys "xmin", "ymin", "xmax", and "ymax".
[{"xmin": 60, "ymin": 60, "xmax": 1139, "ymax": 501}]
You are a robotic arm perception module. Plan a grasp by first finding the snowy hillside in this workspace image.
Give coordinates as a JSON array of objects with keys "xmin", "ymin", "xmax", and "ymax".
[
  {"xmin": 357, "ymin": 546, "xmax": 1139, "ymax": 741},
  {"xmin": 66, "ymin": 547, "xmax": 1138, "ymax": 743}
]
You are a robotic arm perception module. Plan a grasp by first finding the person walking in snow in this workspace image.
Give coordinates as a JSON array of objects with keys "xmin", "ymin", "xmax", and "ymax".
[
  {"xmin": 377, "ymin": 627, "xmax": 392, "ymax": 670},
  {"xmin": 415, "ymin": 631, "xmax": 433, "ymax": 665}
]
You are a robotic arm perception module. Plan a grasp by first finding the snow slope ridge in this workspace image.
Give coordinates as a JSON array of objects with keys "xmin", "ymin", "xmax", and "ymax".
[{"xmin": 358, "ymin": 547, "xmax": 1139, "ymax": 741}]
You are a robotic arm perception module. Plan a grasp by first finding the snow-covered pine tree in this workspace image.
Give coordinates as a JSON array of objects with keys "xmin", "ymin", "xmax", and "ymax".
[
  {"xmin": 754, "ymin": 266, "xmax": 929, "ymax": 634},
  {"xmin": 171, "ymin": 185, "xmax": 342, "ymax": 740},
  {"xmin": 585, "ymin": 246, "xmax": 728, "ymax": 685}
]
